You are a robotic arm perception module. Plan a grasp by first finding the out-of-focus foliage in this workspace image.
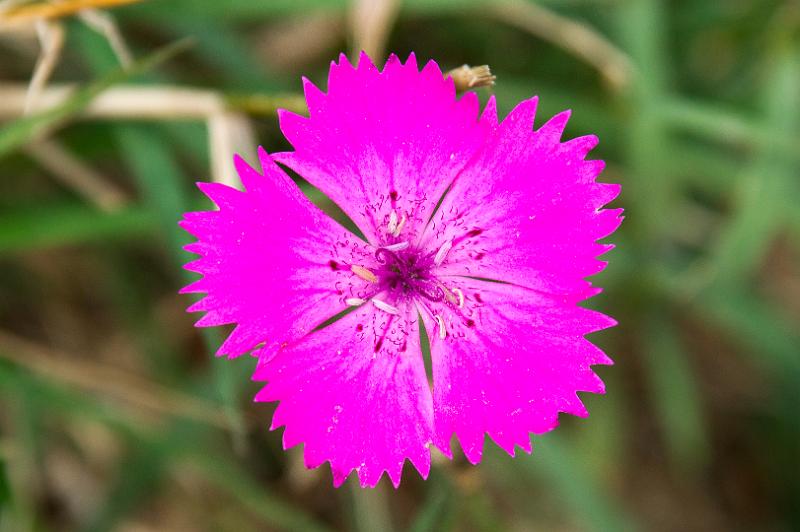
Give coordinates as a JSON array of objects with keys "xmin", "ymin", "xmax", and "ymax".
[{"xmin": 0, "ymin": 0, "xmax": 798, "ymax": 530}]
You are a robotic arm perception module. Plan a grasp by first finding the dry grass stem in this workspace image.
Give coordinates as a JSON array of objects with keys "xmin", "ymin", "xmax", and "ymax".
[
  {"xmin": 445, "ymin": 64, "xmax": 496, "ymax": 91},
  {"xmin": 78, "ymin": 8, "xmax": 132, "ymax": 67},
  {"xmin": 0, "ymin": 84, "xmax": 308, "ymax": 120},
  {"xmin": 24, "ymin": 19, "xmax": 64, "ymax": 113},
  {"xmin": 24, "ymin": 138, "xmax": 128, "ymax": 211},
  {"xmin": 487, "ymin": 0, "xmax": 634, "ymax": 90},
  {"xmin": 0, "ymin": 84, "xmax": 227, "ymax": 119},
  {"xmin": 349, "ymin": 0, "xmax": 399, "ymax": 62},
  {"xmin": 0, "ymin": 330, "xmax": 233, "ymax": 429},
  {"xmin": 0, "ymin": 0, "xmax": 142, "ymax": 26},
  {"xmin": 208, "ymin": 111, "xmax": 257, "ymax": 188}
]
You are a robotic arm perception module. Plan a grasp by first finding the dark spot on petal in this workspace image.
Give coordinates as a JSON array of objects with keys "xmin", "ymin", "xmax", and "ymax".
[
  {"xmin": 328, "ymin": 260, "xmax": 340, "ymax": 270},
  {"xmin": 474, "ymin": 293, "xmax": 483, "ymax": 303},
  {"xmin": 466, "ymin": 228, "xmax": 483, "ymax": 238},
  {"xmin": 374, "ymin": 338, "xmax": 383, "ymax": 352},
  {"xmin": 466, "ymin": 319, "xmax": 476, "ymax": 328},
  {"xmin": 356, "ymin": 324, "xmax": 364, "ymax": 331},
  {"xmin": 389, "ymin": 190, "xmax": 398, "ymax": 201}
]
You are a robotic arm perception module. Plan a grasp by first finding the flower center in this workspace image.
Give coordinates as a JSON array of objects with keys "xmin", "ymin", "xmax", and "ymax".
[{"xmin": 374, "ymin": 246, "xmax": 444, "ymax": 302}]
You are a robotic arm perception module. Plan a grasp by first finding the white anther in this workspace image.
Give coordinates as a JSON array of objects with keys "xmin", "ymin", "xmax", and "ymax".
[
  {"xmin": 442, "ymin": 285, "xmax": 458, "ymax": 306},
  {"xmin": 393, "ymin": 214, "xmax": 407, "ymax": 237},
  {"xmin": 451, "ymin": 287, "xmax": 465, "ymax": 308},
  {"xmin": 387, "ymin": 210, "xmax": 398, "ymax": 234},
  {"xmin": 372, "ymin": 298, "xmax": 400, "ymax": 316},
  {"xmin": 384, "ymin": 241, "xmax": 409, "ymax": 251},
  {"xmin": 435, "ymin": 314, "xmax": 447, "ymax": 339},
  {"xmin": 351, "ymin": 265, "xmax": 377, "ymax": 283},
  {"xmin": 345, "ymin": 298, "xmax": 366, "ymax": 306},
  {"xmin": 434, "ymin": 240, "xmax": 453, "ymax": 266}
]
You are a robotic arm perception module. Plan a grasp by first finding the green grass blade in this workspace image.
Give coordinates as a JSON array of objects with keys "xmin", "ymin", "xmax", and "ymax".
[
  {"xmin": 616, "ymin": 0, "xmax": 673, "ymax": 242},
  {"xmin": 659, "ymin": 98, "xmax": 800, "ymax": 161},
  {"xmin": 409, "ymin": 473, "xmax": 453, "ymax": 532},
  {"xmin": 643, "ymin": 316, "xmax": 709, "ymax": 475},
  {"xmin": 80, "ymin": 442, "xmax": 169, "ymax": 532},
  {"xmin": 0, "ymin": 202, "xmax": 156, "ymax": 254},
  {"xmin": 696, "ymin": 40, "xmax": 800, "ymax": 290},
  {"xmin": 187, "ymin": 451, "xmax": 333, "ymax": 532},
  {"xmin": 522, "ymin": 435, "xmax": 638, "ymax": 532},
  {"xmin": 0, "ymin": 456, "xmax": 12, "ymax": 528}
]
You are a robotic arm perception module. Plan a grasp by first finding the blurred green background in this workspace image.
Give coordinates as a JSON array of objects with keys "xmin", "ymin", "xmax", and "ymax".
[{"xmin": 1, "ymin": 0, "xmax": 799, "ymax": 530}]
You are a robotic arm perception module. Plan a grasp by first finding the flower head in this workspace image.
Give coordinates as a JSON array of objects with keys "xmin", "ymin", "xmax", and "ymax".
[{"xmin": 181, "ymin": 52, "xmax": 622, "ymax": 488}]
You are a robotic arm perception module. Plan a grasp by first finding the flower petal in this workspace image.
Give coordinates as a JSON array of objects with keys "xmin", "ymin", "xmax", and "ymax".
[
  {"xmin": 421, "ymin": 97, "xmax": 622, "ymax": 300},
  {"xmin": 180, "ymin": 148, "xmax": 376, "ymax": 357},
  {"xmin": 273, "ymin": 53, "xmax": 490, "ymax": 245},
  {"xmin": 426, "ymin": 279, "xmax": 614, "ymax": 463},
  {"xmin": 254, "ymin": 299, "xmax": 433, "ymax": 488}
]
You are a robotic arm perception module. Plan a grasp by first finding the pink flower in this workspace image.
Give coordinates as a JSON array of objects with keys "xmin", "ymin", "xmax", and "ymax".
[{"xmin": 181, "ymin": 52, "xmax": 622, "ymax": 488}]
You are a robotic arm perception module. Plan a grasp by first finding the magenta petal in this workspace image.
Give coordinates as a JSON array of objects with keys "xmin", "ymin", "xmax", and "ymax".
[
  {"xmin": 254, "ymin": 301, "xmax": 433, "ymax": 488},
  {"xmin": 180, "ymin": 150, "xmax": 376, "ymax": 357},
  {"xmin": 273, "ymin": 54, "xmax": 491, "ymax": 244},
  {"xmin": 181, "ymin": 52, "xmax": 622, "ymax": 489},
  {"xmin": 421, "ymin": 98, "xmax": 622, "ymax": 300},
  {"xmin": 427, "ymin": 279, "xmax": 614, "ymax": 463}
]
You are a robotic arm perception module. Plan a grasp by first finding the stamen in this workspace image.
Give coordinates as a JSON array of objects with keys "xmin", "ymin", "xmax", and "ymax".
[
  {"xmin": 373, "ymin": 298, "xmax": 400, "ymax": 316},
  {"xmin": 434, "ymin": 240, "xmax": 453, "ymax": 265},
  {"xmin": 442, "ymin": 285, "xmax": 459, "ymax": 306},
  {"xmin": 383, "ymin": 241, "xmax": 409, "ymax": 252},
  {"xmin": 351, "ymin": 264, "xmax": 377, "ymax": 283},
  {"xmin": 387, "ymin": 210, "xmax": 398, "ymax": 234},
  {"xmin": 435, "ymin": 314, "xmax": 447, "ymax": 339},
  {"xmin": 345, "ymin": 298, "xmax": 365, "ymax": 306},
  {"xmin": 393, "ymin": 213, "xmax": 407, "ymax": 237},
  {"xmin": 451, "ymin": 287, "xmax": 465, "ymax": 308}
]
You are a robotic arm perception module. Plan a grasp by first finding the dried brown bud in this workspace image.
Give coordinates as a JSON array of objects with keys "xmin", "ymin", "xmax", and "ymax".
[{"xmin": 445, "ymin": 64, "xmax": 496, "ymax": 92}]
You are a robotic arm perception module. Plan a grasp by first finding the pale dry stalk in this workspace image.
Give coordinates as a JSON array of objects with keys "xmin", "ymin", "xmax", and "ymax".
[
  {"xmin": 78, "ymin": 7, "xmax": 132, "ymax": 67},
  {"xmin": 349, "ymin": 0, "xmax": 400, "ymax": 62},
  {"xmin": 0, "ymin": 84, "xmax": 228, "ymax": 120},
  {"xmin": 24, "ymin": 18, "xmax": 64, "ymax": 113},
  {"xmin": 208, "ymin": 111, "xmax": 257, "ymax": 188}
]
